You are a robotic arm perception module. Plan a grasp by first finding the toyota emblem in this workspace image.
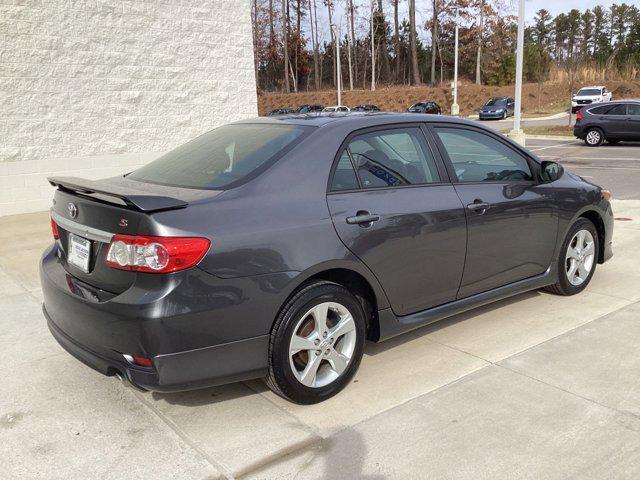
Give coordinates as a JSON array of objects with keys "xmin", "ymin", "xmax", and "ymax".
[{"xmin": 67, "ymin": 202, "xmax": 78, "ymax": 219}]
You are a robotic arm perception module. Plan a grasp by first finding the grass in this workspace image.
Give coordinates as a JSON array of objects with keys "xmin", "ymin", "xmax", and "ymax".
[{"xmin": 500, "ymin": 125, "xmax": 575, "ymax": 137}]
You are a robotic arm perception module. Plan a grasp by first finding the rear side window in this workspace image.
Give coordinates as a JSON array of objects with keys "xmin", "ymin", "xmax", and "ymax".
[
  {"xmin": 128, "ymin": 124, "xmax": 307, "ymax": 189},
  {"xmin": 344, "ymin": 128, "xmax": 441, "ymax": 189},
  {"xmin": 588, "ymin": 105, "xmax": 610, "ymax": 114},
  {"xmin": 605, "ymin": 104, "xmax": 627, "ymax": 115},
  {"xmin": 331, "ymin": 151, "xmax": 360, "ymax": 191},
  {"xmin": 435, "ymin": 127, "xmax": 533, "ymax": 183}
]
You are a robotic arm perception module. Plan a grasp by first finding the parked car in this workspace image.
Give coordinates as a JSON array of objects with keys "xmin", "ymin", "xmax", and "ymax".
[
  {"xmin": 352, "ymin": 104, "xmax": 380, "ymax": 112},
  {"xmin": 42, "ymin": 114, "xmax": 613, "ymax": 404},
  {"xmin": 323, "ymin": 105, "xmax": 350, "ymax": 112},
  {"xmin": 407, "ymin": 102, "xmax": 442, "ymax": 114},
  {"xmin": 571, "ymin": 86, "xmax": 612, "ymax": 113},
  {"xmin": 574, "ymin": 99, "xmax": 640, "ymax": 146},
  {"xmin": 479, "ymin": 96, "xmax": 515, "ymax": 120},
  {"xmin": 267, "ymin": 108, "xmax": 296, "ymax": 116},
  {"xmin": 297, "ymin": 104, "xmax": 324, "ymax": 113}
]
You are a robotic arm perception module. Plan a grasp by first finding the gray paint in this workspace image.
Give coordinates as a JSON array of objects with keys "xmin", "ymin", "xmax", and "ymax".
[{"xmin": 41, "ymin": 113, "xmax": 614, "ymax": 392}]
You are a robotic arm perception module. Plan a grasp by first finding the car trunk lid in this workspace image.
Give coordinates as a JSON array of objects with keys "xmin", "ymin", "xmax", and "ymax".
[{"xmin": 49, "ymin": 175, "xmax": 221, "ymax": 294}]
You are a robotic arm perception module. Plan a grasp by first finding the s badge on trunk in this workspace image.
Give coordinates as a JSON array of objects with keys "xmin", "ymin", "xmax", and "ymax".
[
  {"xmin": 119, "ymin": 218, "xmax": 128, "ymax": 227},
  {"xmin": 67, "ymin": 202, "xmax": 78, "ymax": 218}
]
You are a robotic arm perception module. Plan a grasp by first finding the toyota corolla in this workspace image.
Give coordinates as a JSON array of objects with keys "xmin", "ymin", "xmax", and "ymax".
[{"xmin": 41, "ymin": 113, "xmax": 613, "ymax": 404}]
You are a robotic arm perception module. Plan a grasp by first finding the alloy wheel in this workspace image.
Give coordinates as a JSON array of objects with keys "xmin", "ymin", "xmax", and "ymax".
[
  {"xmin": 288, "ymin": 302, "xmax": 357, "ymax": 388},
  {"xmin": 565, "ymin": 229, "xmax": 596, "ymax": 286},
  {"xmin": 586, "ymin": 130, "xmax": 601, "ymax": 145}
]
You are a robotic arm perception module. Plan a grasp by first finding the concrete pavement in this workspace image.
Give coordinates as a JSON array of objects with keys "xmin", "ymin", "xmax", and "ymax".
[{"xmin": 2, "ymin": 197, "xmax": 639, "ymax": 478}]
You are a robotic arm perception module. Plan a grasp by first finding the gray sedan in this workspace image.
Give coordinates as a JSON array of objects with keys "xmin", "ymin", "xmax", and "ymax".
[{"xmin": 41, "ymin": 113, "xmax": 613, "ymax": 404}]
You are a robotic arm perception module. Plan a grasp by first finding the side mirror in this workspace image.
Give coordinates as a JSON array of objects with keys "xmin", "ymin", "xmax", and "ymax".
[{"xmin": 541, "ymin": 161, "xmax": 564, "ymax": 183}]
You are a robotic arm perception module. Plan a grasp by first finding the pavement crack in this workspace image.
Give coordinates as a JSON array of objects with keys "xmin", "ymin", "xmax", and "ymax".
[{"xmin": 131, "ymin": 390, "xmax": 235, "ymax": 480}]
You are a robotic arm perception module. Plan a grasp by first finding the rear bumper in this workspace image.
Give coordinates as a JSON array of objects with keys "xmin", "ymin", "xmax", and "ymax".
[
  {"xmin": 573, "ymin": 125, "xmax": 585, "ymax": 138},
  {"xmin": 40, "ymin": 245, "xmax": 273, "ymax": 392}
]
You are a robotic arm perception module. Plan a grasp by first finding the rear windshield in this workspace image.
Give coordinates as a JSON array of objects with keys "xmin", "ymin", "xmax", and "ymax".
[
  {"xmin": 577, "ymin": 88, "xmax": 601, "ymax": 96},
  {"xmin": 128, "ymin": 124, "xmax": 308, "ymax": 189}
]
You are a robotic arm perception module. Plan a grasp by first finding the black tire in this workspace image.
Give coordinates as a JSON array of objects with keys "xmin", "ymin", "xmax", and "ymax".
[
  {"xmin": 584, "ymin": 127, "xmax": 604, "ymax": 147},
  {"xmin": 265, "ymin": 281, "xmax": 366, "ymax": 404},
  {"xmin": 544, "ymin": 218, "xmax": 599, "ymax": 296}
]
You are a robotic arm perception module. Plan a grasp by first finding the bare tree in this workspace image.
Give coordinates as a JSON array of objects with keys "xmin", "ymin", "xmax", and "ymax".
[
  {"xmin": 409, "ymin": 0, "xmax": 420, "ymax": 85},
  {"xmin": 370, "ymin": 0, "xmax": 376, "ymax": 90},
  {"xmin": 327, "ymin": 0, "xmax": 336, "ymax": 87},
  {"xmin": 309, "ymin": 0, "xmax": 320, "ymax": 89},
  {"xmin": 349, "ymin": 0, "xmax": 357, "ymax": 87},
  {"xmin": 475, "ymin": 0, "xmax": 484, "ymax": 84},
  {"xmin": 393, "ymin": 0, "xmax": 400, "ymax": 82},
  {"xmin": 282, "ymin": 0, "xmax": 290, "ymax": 92},
  {"xmin": 431, "ymin": 0, "xmax": 439, "ymax": 85}
]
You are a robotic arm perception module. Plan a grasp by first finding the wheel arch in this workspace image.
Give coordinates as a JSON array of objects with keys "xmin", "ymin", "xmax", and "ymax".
[
  {"xmin": 579, "ymin": 210, "xmax": 606, "ymax": 264},
  {"xmin": 278, "ymin": 262, "xmax": 391, "ymax": 342}
]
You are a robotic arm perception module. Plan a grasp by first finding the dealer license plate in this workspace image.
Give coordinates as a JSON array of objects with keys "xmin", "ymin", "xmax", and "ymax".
[{"xmin": 68, "ymin": 233, "xmax": 91, "ymax": 273}]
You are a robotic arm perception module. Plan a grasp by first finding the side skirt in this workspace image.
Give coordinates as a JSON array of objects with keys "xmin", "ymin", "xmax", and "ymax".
[{"xmin": 375, "ymin": 267, "xmax": 555, "ymax": 342}]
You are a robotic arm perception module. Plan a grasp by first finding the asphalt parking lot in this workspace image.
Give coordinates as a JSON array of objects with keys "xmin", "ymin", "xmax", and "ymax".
[{"xmin": 2, "ymin": 138, "xmax": 640, "ymax": 479}]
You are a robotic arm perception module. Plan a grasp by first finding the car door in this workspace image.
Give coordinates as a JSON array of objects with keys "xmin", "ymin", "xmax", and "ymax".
[
  {"xmin": 327, "ymin": 125, "xmax": 467, "ymax": 316},
  {"xmin": 507, "ymin": 98, "xmax": 515, "ymax": 116},
  {"xmin": 431, "ymin": 125, "xmax": 559, "ymax": 299},
  {"xmin": 627, "ymin": 104, "xmax": 640, "ymax": 139},
  {"xmin": 599, "ymin": 103, "xmax": 628, "ymax": 137}
]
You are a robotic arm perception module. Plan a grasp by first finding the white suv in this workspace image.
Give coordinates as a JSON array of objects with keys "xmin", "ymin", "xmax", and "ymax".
[{"xmin": 572, "ymin": 86, "xmax": 612, "ymax": 113}]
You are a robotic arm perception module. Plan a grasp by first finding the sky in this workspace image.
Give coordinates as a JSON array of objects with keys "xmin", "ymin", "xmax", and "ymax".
[{"xmin": 313, "ymin": 0, "xmax": 636, "ymax": 44}]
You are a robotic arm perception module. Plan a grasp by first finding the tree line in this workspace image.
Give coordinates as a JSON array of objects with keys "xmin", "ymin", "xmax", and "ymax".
[{"xmin": 251, "ymin": 1, "xmax": 640, "ymax": 94}]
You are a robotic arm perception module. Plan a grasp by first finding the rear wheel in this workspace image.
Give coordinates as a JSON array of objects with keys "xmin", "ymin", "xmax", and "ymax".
[
  {"xmin": 584, "ymin": 128, "xmax": 604, "ymax": 147},
  {"xmin": 545, "ymin": 218, "xmax": 598, "ymax": 296},
  {"xmin": 265, "ymin": 281, "xmax": 366, "ymax": 404}
]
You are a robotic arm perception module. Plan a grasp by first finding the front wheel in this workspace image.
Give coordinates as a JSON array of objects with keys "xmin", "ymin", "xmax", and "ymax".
[
  {"xmin": 545, "ymin": 218, "xmax": 599, "ymax": 296},
  {"xmin": 265, "ymin": 281, "xmax": 366, "ymax": 404}
]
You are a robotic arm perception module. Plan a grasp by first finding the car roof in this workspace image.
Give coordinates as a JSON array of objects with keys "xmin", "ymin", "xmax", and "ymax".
[
  {"xmin": 236, "ymin": 112, "xmax": 480, "ymax": 128},
  {"xmin": 579, "ymin": 86, "xmax": 605, "ymax": 89}
]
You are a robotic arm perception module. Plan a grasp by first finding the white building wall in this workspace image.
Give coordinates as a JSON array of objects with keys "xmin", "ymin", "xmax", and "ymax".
[{"xmin": 0, "ymin": 0, "xmax": 258, "ymax": 216}]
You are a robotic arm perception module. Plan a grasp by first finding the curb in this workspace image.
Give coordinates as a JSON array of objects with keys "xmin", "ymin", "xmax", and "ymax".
[{"xmin": 524, "ymin": 135, "xmax": 576, "ymax": 141}]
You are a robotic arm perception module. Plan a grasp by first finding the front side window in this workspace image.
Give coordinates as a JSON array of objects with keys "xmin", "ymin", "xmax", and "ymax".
[
  {"xmin": 128, "ymin": 124, "xmax": 307, "ymax": 189},
  {"xmin": 628, "ymin": 104, "xmax": 640, "ymax": 116},
  {"xmin": 435, "ymin": 127, "xmax": 533, "ymax": 183},
  {"xmin": 345, "ymin": 128, "xmax": 441, "ymax": 189}
]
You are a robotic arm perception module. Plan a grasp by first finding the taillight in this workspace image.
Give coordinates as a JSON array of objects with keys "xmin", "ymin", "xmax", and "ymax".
[
  {"xmin": 105, "ymin": 235, "xmax": 210, "ymax": 273},
  {"xmin": 50, "ymin": 214, "xmax": 59, "ymax": 240},
  {"xmin": 576, "ymin": 110, "xmax": 583, "ymax": 121}
]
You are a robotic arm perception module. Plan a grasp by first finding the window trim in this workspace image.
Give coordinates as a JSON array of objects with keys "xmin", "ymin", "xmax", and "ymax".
[
  {"xmin": 427, "ymin": 123, "xmax": 542, "ymax": 185},
  {"xmin": 327, "ymin": 123, "xmax": 452, "ymax": 194}
]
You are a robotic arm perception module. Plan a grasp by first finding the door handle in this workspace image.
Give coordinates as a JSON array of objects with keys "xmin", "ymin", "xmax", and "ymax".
[
  {"xmin": 346, "ymin": 211, "xmax": 380, "ymax": 226},
  {"xmin": 467, "ymin": 201, "xmax": 491, "ymax": 214}
]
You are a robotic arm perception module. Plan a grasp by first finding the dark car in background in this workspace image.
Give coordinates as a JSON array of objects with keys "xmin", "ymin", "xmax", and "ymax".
[
  {"xmin": 407, "ymin": 102, "xmax": 442, "ymax": 114},
  {"xmin": 297, "ymin": 104, "xmax": 324, "ymax": 113},
  {"xmin": 352, "ymin": 104, "xmax": 381, "ymax": 112},
  {"xmin": 267, "ymin": 108, "xmax": 296, "ymax": 116},
  {"xmin": 42, "ymin": 113, "xmax": 613, "ymax": 405},
  {"xmin": 479, "ymin": 97, "xmax": 515, "ymax": 120},
  {"xmin": 574, "ymin": 100, "xmax": 640, "ymax": 146}
]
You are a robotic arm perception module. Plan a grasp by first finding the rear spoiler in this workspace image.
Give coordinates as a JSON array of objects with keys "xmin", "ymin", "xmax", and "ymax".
[{"xmin": 48, "ymin": 176, "xmax": 188, "ymax": 212}]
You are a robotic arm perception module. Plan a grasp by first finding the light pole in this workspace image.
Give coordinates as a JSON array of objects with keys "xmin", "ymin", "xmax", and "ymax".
[
  {"xmin": 509, "ymin": 0, "xmax": 526, "ymax": 145},
  {"xmin": 451, "ymin": 8, "xmax": 460, "ymax": 116},
  {"xmin": 331, "ymin": 23, "xmax": 342, "ymax": 106}
]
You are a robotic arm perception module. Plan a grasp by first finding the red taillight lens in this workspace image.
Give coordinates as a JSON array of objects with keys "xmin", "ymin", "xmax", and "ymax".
[
  {"xmin": 131, "ymin": 355, "xmax": 153, "ymax": 368},
  {"xmin": 50, "ymin": 215, "xmax": 59, "ymax": 240},
  {"xmin": 576, "ymin": 110, "xmax": 583, "ymax": 121},
  {"xmin": 105, "ymin": 235, "xmax": 210, "ymax": 273}
]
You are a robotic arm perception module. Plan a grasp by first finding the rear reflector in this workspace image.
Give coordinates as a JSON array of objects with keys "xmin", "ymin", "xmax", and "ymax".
[
  {"xmin": 105, "ymin": 234, "xmax": 210, "ymax": 273},
  {"xmin": 131, "ymin": 355, "xmax": 153, "ymax": 368},
  {"xmin": 50, "ymin": 214, "xmax": 59, "ymax": 240}
]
